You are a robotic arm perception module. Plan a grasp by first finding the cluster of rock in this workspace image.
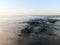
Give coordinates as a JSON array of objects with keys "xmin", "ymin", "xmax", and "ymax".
[{"xmin": 16, "ymin": 18, "xmax": 60, "ymax": 45}]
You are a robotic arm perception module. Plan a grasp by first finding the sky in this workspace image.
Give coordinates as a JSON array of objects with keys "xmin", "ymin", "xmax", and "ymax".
[{"xmin": 0, "ymin": 0, "xmax": 60, "ymax": 16}]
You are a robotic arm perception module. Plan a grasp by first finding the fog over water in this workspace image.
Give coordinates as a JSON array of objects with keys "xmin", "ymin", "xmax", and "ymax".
[
  {"xmin": 0, "ymin": 16, "xmax": 43, "ymax": 45},
  {"xmin": 0, "ymin": 16, "xmax": 60, "ymax": 45}
]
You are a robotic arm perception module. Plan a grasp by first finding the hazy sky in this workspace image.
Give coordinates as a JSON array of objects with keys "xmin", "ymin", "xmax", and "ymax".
[{"xmin": 0, "ymin": 0, "xmax": 60, "ymax": 16}]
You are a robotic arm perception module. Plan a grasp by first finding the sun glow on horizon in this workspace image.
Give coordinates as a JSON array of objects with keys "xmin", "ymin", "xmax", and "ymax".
[{"xmin": 0, "ymin": 0, "xmax": 60, "ymax": 16}]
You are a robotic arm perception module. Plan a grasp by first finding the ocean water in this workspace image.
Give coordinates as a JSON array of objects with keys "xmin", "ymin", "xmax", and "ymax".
[{"xmin": 0, "ymin": 16, "xmax": 60, "ymax": 45}]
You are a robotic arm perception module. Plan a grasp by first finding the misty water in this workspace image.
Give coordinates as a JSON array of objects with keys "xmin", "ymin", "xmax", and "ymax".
[
  {"xmin": 0, "ymin": 16, "xmax": 42, "ymax": 45},
  {"xmin": 0, "ymin": 16, "xmax": 60, "ymax": 45}
]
